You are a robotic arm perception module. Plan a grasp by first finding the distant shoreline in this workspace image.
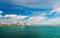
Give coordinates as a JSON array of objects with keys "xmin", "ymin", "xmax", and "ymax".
[{"xmin": 0, "ymin": 24, "xmax": 60, "ymax": 27}]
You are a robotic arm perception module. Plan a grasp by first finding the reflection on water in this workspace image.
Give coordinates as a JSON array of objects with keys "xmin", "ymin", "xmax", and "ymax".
[{"xmin": 0, "ymin": 26, "xmax": 60, "ymax": 38}]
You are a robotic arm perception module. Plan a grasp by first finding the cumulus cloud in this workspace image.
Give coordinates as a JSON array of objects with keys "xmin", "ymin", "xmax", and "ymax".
[
  {"xmin": 0, "ymin": 14, "xmax": 29, "ymax": 24},
  {"xmin": 0, "ymin": 12, "xmax": 60, "ymax": 25},
  {"xmin": 44, "ymin": 17, "xmax": 60, "ymax": 25},
  {"xmin": 4, "ymin": 14, "xmax": 28, "ymax": 19},
  {"xmin": 27, "ymin": 12, "xmax": 47, "ymax": 25},
  {"xmin": 1, "ymin": 0, "xmax": 60, "ymax": 25},
  {"xmin": 4, "ymin": 14, "xmax": 17, "ymax": 17},
  {"xmin": 27, "ymin": 11, "xmax": 60, "ymax": 25},
  {"xmin": 27, "ymin": 16, "xmax": 60, "ymax": 25}
]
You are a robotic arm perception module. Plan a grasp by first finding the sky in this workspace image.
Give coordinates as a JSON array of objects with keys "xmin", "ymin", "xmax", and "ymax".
[{"xmin": 0, "ymin": 0, "xmax": 60, "ymax": 25}]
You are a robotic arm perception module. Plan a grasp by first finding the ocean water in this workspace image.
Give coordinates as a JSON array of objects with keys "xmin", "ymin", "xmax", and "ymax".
[{"xmin": 0, "ymin": 26, "xmax": 60, "ymax": 38}]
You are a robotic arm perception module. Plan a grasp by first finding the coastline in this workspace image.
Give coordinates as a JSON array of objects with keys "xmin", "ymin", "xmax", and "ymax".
[{"xmin": 0, "ymin": 24, "xmax": 60, "ymax": 27}]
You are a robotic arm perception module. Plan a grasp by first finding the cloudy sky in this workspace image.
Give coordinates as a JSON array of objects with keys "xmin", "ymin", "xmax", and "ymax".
[{"xmin": 0, "ymin": 0, "xmax": 60, "ymax": 24}]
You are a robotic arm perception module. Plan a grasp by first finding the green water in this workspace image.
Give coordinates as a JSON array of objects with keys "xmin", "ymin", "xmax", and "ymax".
[{"xmin": 0, "ymin": 26, "xmax": 60, "ymax": 38}]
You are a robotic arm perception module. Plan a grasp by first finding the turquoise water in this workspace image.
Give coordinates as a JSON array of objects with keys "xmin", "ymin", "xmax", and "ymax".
[{"xmin": 0, "ymin": 26, "xmax": 60, "ymax": 38}]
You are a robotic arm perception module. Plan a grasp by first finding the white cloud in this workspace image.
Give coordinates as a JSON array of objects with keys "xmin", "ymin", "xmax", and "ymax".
[
  {"xmin": 0, "ymin": 14, "xmax": 28, "ymax": 24},
  {"xmin": 44, "ymin": 17, "xmax": 60, "ymax": 25},
  {"xmin": 10, "ymin": 0, "xmax": 58, "ymax": 8},
  {"xmin": 4, "ymin": 14, "xmax": 17, "ymax": 17},
  {"xmin": 17, "ymin": 15, "xmax": 28, "ymax": 19},
  {"xmin": 27, "ymin": 16, "xmax": 60, "ymax": 25},
  {"xmin": 50, "ymin": 1, "xmax": 60, "ymax": 15},
  {"xmin": 27, "ymin": 11, "xmax": 60, "ymax": 25},
  {"xmin": 0, "ymin": 11, "xmax": 3, "ymax": 13},
  {"xmin": 0, "ymin": 11, "xmax": 3, "ymax": 17},
  {"xmin": 27, "ymin": 12, "xmax": 49, "ymax": 25},
  {"xmin": 27, "ymin": 15, "xmax": 47, "ymax": 25},
  {"xmin": 4, "ymin": 14, "xmax": 28, "ymax": 19},
  {"xmin": 32, "ymin": 11, "xmax": 48, "ymax": 16},
  {"xmin": 51, "ymin": 7, "xmax": 60, "ymax": 14}
]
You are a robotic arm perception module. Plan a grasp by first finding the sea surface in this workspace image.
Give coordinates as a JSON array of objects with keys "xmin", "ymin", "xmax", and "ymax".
[{"xmin": 0, "ymin": 25, "xmax": 60, "ymax": 38}]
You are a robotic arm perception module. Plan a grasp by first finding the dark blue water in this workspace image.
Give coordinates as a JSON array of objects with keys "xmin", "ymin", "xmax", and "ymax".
[{"xmin": 0, "ymin": 26, "xmax": 60, "ymax": 38}]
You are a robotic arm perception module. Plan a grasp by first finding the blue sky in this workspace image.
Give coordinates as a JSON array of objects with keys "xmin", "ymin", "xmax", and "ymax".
[
  {"xmin": 0, "ymin": 0, "xmax": 60, "ymax": 25},
  {"xmin": 0, "ymin": 0, "xmax": 54, "ymax": 16}
]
